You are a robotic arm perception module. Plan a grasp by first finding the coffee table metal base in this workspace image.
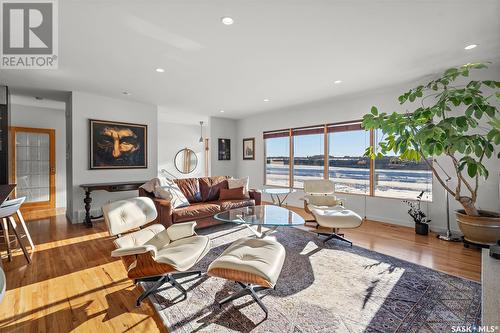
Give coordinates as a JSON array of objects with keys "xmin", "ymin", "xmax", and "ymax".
[
  {"xmin": 245, "ymin": 224, "xmax": 278, "ymax": 238},
  {"xmin": 269, "ymin": 193, "xmax": 291, "ymax": 207}
]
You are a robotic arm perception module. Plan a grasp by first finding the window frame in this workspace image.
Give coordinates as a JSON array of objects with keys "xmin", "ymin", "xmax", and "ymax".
[
  {"xmin": 263, "ymin": 120, "xmax": 433, "ymax": 202},
  {"xmin": 263, "ymin": 130, "xmax": 292, "ymax": 188}
]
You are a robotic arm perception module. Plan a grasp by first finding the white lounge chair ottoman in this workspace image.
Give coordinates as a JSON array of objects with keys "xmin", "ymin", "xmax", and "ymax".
[
  {"xmin": 208, "ymin": 236, "xmax": 286, "ymax": 319},
  {"xmin": 310, "ymin": 207, "xmax": 363, "ymax": 246}
]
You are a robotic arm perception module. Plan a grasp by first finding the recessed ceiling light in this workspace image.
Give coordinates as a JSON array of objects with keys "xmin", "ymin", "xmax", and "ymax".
[
  {"xmin": 221, "ymin": 17, "xmax": 234, "ymax": 25},
  {"xmin": 122, "ymin": 91, "xmax": 131, "ymax": 96},
  {"xmin": 220, "ymin": 110, "xmax": 225, "ymax": 113},
  {"xmin": 263, "ymin": 98, "xmax": 270, "ymax": 102},
  {"xmin": 334, "ymin": 80, "xmax": 342, "ymax": 84},
  {"xmin": 155, "ymin": 68, "xmax": 165, "ymax": 73},
  {"xmin": 464, "ymin": 44, "xmax": 477, "ymax": 50}
]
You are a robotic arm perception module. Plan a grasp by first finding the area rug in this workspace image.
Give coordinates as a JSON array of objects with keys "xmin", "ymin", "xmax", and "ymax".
[{"xmin": 145, "ymin": 224, "xmax": 481, "ymax": 332}]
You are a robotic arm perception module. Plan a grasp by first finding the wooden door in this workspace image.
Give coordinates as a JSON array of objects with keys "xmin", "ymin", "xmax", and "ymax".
[{"xmin": 10, "ymin": 127, "xmax": 56, "ymax": 210}]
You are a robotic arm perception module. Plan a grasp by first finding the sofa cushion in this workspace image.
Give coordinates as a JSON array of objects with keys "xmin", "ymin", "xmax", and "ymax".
[
  {"xmin": 219, "ymin": 187, "xmax": 246, "ymax": 200},
  {"xmin": 174, "ymin": 178, "xmax": 202, "ymax": 203},
  {"xmin": 199, "ymin": 176, "xmax": 229, "ymax": 202},
  {"xmin": 173, "ymin": 203, "xmax": 221, "ymax": 222},
  {"xmin": 217, "ymin": 199, "xmax": 255, "ymax": 211}
]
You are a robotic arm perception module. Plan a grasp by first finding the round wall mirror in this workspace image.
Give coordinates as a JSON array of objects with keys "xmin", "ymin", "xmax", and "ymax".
[{"xmin": 174, "ymin": 148, "xmax": 198, "ymax": 174}]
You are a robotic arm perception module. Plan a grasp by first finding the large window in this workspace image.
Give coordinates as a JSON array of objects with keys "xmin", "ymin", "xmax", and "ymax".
[
  {"xmin": 264, "ymin": 133, "xmax": 290, "ymax": 187},
  {"xmin": 293, "ymin": 128, "xmax": 324, "ymax": 188},
  {"xmin": 328, "ymin": 129, "xmax": 369, "ymax": 195},
  {"xmin": 263, "ymin": 121, "xmax": 432, "ymax": 202},
  {"xmin": 374, "ymin": 130, "xmax": 433, "ymax": 200}
]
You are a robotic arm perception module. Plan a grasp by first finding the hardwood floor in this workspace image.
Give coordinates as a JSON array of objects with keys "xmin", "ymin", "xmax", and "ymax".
[
  {"xmin": 0, "ymin": 207, "xmax": 481, "ymax": 332},
  {"xmin": 288, "ymin": 205, "xmax": 481, "ymax": 281},
  {"xmin": 0, "ymin": 211, "xmax": 167, "ymax": 333}
]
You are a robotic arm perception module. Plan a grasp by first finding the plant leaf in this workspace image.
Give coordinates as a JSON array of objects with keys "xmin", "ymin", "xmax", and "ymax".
[{"xmin": 467, "ymin": 163, "xmax": 477, "ymax": 178}]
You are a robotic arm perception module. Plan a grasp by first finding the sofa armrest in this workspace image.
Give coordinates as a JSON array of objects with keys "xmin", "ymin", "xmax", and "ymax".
[
  {"xmin": 249, "ymin": 189, "xmax": 262, "ymax": 205},
  {"xmin": 139, "ymin": 188, "xmax": 174, "ymax": 227},
  {"xmin": 111, "ymin": 244, "xmax": 157, "ymax": 257},
  {"xmin": 167, "ymin": 221, "xmax": 197, "ymax": 241}
]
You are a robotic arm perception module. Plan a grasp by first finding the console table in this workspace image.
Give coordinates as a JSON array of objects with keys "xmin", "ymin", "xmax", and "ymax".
[{"xmin": 80, "ymin": 181, "xmax": 147, "ymax": 227}]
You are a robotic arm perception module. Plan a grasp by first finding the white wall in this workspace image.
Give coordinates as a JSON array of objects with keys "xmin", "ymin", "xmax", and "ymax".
[
  {"xmin": 157, "ymin": 107, "xmax": 209, "ymax": 178},
  {"xmin": 68, "ymin": 91, "xmax": 158, "ymax": 222},
  {"xmin": 10, "ymin": 102, "xmax": 67, "ymax": 208},
  {"xmin": 236, "ymin": 64, "xmax": 500, "ymax": 233},
  {"xmin": 210, "ymin": 117, "xmax": 238, "ymax": 177}
]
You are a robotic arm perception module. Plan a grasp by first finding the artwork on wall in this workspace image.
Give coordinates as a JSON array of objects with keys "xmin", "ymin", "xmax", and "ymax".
[
  {"xmin": 218, "ymin": 138, "xmax": 231, "ymax": 160},
  {"xmin": 89, "ymin": 119, "xmax": 147, "ymax": 169},
  {"xmin": 242, "ymin": 138, "xmax": 255, "ymax": 160}
]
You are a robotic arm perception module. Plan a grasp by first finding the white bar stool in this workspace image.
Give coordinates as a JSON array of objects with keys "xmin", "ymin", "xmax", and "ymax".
[{"xmin": 0, "ymin": 197, "xmax": 34, "ymax": 264}]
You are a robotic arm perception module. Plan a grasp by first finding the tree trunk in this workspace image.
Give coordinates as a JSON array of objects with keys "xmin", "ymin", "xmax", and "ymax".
[{"xmin": 459, "ymin": 196, "xmax": 480, "ymax": 216}]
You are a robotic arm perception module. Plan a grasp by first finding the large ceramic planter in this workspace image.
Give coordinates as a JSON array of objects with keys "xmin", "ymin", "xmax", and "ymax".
[{"xmin": 456, "ymin": 210, "xmax": 500, "ymax": 246}]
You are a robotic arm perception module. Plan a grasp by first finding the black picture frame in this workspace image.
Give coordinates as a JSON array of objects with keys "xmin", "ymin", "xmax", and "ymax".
[
  {"xmin": 218, "ymin": 138, "xmax": 231, "ymax": 160},
  {"xmin": 242, "ymin": 137, "xmax": 255, "ymax": 160},
  {"xmin": 89, "ymin": 119, "xmax": 148, "ymax": 169}
]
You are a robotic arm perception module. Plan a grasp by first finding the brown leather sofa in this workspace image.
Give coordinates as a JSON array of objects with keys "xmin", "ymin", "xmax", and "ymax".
[{"xmin": 139, "ymin": 176, "xmax": 261, "ymax": 229}]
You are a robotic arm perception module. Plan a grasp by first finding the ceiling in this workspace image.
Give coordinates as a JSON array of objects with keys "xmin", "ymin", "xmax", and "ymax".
[{"xmin": 1, "ymin": 0, "xmax": 499, "ymax": 119}]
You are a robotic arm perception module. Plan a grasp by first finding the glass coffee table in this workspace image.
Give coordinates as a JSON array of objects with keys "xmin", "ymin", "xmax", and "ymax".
[
  {"xmin": 214, "ymin": 205, "xmax": 305, "ymax": 238},
  {"xmin": 262, "ymin": 188, "xmax": 297, "ymax": 206}
]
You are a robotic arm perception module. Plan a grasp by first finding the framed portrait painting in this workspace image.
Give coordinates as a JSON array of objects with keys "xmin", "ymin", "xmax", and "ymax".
[
  {"xmin": 218, "ymin": 138, "xmax": 231, "ymax": 160},
  {"xmin": 243, "ymin": 138, "xmax": 255, "ymax": 160},
  {"xmin": 89, "ymin": 119, "xmax": 147, "ymax": 169}
]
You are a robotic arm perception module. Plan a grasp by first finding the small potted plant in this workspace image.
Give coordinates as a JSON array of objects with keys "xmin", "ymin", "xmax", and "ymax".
[{"xmin": 403, "ymin": 191, "xmax": 431, "ymax": 235}]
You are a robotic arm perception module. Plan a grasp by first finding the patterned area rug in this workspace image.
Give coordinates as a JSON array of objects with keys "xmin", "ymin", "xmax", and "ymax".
[{"xmin": 146, "ymin": 224, "xmax": 481, "ymax": 332}]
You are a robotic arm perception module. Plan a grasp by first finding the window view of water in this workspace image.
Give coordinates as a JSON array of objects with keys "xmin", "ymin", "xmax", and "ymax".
[
  {"xmin": 264, "ymin": 127, "xmax": 433, "ymax": 202},
  {"xmin": 265, "ymin": 164, "xmax": 432, "ymax": 201}
]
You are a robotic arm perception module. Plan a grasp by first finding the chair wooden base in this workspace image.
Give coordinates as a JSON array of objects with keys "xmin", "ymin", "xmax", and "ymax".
[{"xmin": 135, "ymin": 270, "xmax": 202, "ymax": 306}]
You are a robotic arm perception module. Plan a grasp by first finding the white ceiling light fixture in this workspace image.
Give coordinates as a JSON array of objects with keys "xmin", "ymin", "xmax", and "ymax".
[
  {"xmin": 263, "ymin": 98, "xmax": 270, "ymax": 102},
  {"xmin": 464, "ymin": 44, "xmax": 477, "ymax": 50},
  {"xmin": 155, "ymin": 68, "xmax": 165, "ymax": 73},
  {"xmin": 220, "ymin": 110, "xmax": 225, "ymax": 113},
  {"xmin": 221, "ymin": 17, "xmax": 234, "ymax": 25},
  {"xmin": 334, "ymin": 80, "xmax": 342, "ymax": 84}
]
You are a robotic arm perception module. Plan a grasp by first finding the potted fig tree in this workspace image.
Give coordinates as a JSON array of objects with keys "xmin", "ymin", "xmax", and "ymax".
[{"xmin": 362, "ymin": 63, "xmax": 500, "ymax": 246}]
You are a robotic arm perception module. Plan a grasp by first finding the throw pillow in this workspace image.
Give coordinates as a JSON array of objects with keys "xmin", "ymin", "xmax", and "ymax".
[
  {"xmin": 219, "ymin": 187, "xmax": 246, "ymax": 200},
  {"xmin": 227, "ymin": 177, "xmax": 250, "ymax": 198},
  {"xmin": 153, "ymin": 179, "xmax": 190, "ymax": 209},
  {"xmin": 200, "ymin": 176, "xmax": 229, "ymax": 201}
]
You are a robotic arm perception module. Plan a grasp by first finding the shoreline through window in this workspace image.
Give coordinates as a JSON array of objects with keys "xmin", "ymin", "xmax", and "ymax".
[{"xmin": 263, "ymin": 121, "xmax": 433, "ymax": 202}]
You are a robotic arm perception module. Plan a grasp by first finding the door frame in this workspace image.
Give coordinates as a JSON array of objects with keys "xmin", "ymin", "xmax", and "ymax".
[{"xmin": 10, "ymin": 126, "xmax": 56, "ymax": 210}]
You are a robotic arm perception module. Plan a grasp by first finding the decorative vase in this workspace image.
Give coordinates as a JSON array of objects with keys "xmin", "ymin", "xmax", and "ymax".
[
  {"xmin": 456, "ymin": 210, "xmax": 500, "ymax": 246},
  {"xmin": 415, "ymin": 222, "xmax": 429, "ymax": 235}
]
